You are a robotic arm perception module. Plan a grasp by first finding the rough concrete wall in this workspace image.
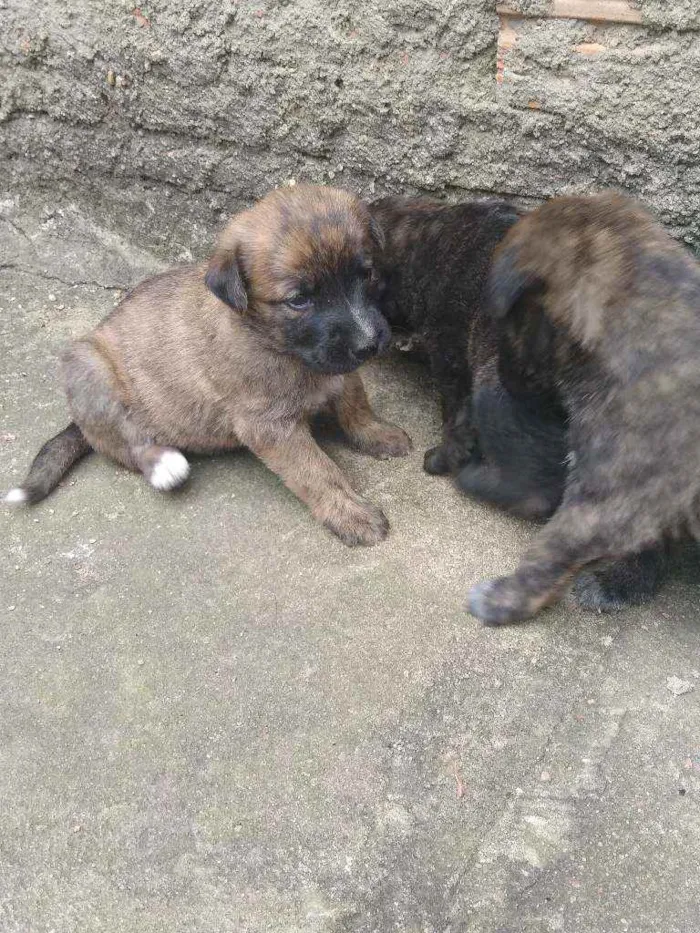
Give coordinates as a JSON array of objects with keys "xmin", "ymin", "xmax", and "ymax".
[
  {"xmin": 1, "ymin": 0, "xmax": 699, "ymax": 258},
  {"xmin": 499, "ymin": 1, "xmax": 700, "ymax": 30},
  {"xmin": 497, "ymin": 8, "xmax": 700, "ymax": 244}
]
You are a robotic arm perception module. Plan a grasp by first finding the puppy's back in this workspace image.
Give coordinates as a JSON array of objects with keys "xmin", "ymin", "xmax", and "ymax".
[
  {"xmin": 490, "ymin": 192, "xmax": 700, "ymax": 526},
  {"xmin": 369, "ymin": 196, "xmax": 520, "ymax": 337},
  {"xmin": 65, "ymin": 263, "xmax": 256, "ymax": 446},
  {"xmin": 494, "ymin": 193, "xmax": 700, "ymax": 354}
]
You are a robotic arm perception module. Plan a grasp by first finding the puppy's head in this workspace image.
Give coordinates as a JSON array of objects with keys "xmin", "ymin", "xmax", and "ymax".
[
  {"xmin": 487, "ymin": 235, "xmax": 556, "ymax": 398},
  {"xmin": 486, "ymin": 193, "xmax": 655, "ymax": 397},
  {"xmin": 488, "ymin": 193, "xmax": 652, "ymax": 355},
  {"xmin": 206, "ymin": 185, "xmax": 390, "ymax": 374}
]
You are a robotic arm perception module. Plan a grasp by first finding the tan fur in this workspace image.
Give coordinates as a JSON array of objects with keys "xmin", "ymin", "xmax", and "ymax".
[{"xmin": 40, "ymin": 185, "xmax": 412, "ymax": 544}]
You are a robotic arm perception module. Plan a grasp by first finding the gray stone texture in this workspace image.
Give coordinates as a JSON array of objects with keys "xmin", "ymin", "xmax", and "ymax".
[{"xmin": 2, "ymin": 0, "xmax": 700, "ymax": 255}]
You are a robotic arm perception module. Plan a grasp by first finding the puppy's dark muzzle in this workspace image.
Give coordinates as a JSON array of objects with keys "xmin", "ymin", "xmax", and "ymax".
[
  {"xmin": 288, "ymin": 306, "xmax": 392, "ymax": 374},
  {"xmin": 351, "ymin": 334, "xmax": 386, "ymax": 364},
  {"xmin": 351, "ymin": 343, "xmax": 377, "ymax": 364},
  {"xmin": 350, "ymin": 315, "xmax": 391, "ymax": 364}
]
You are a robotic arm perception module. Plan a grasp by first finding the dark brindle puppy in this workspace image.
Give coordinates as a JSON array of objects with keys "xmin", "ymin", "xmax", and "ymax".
[
  {"xmin": 369, "ymin": 195, "xmax": 668, "ymax": 613},
  {"xmin": 4, "ymin": 185, "xmax": 412, "ymax": 545},
  {"xmin": 369, "ymin": 195, "xmax": 568, "ymax": 521},
  {"xmin": 468, "ymin": 191, "xmax": 700, "ymax": 624}
]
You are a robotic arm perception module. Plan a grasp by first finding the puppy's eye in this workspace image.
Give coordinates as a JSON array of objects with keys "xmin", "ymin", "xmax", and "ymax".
[{"xmin": 286, "ymin": 295, "xmax": 312, "ymax": 311}]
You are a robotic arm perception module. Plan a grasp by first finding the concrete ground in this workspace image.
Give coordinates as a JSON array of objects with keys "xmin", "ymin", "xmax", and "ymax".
[{"xmin": 2, "ymin": 195, "xmax": 700, "ymax": 933}]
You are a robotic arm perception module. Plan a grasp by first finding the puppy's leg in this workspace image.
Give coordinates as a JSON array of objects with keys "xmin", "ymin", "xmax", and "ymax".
[
  {"xmin": 425, "ymin": 406, "xmax": 478, "ymax": 476},
  {"xmin": 334, "ymin": 372, "xmax": 412, "ymax": 459},
  {"xmin": 572, "ymin": 546, "xmax": 668, "ymax": 612},
  {"xmin": 466, "ymin": 383, "xmax": 567, "ymax": 517},
  {"xmin": 63, "ymin": 339, "xmax": 190, "ymax": 491},
  {"xmin": 423, "ymin": 351, "xmax": 475, "ymax": 476},
  {"xmin": 467, "ymin": 504, "xmax": 630, "ymax": 625},
  {"xmin": 246, "ymin": 422, "xmax": 389, "ymax": 546},
  {"xmin": 423, "ymin": 444, "xmax": 451, "ymax": 475},
  {"xmin": 423, "ymin": 386, "xmax": 460, "ymax": 475}
]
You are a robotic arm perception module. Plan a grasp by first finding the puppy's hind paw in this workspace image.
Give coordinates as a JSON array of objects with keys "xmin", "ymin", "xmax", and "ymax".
[
  {"xmin": 572, "ymin": 573, "xmax": 627, "ymax": 613},
  {"xmin": 148, "ymin": 449, "xmax": 190, "ymax": 492},
  {"xmin": 572, "ymin": 548, "xmax": 667, "ymax": 614}
]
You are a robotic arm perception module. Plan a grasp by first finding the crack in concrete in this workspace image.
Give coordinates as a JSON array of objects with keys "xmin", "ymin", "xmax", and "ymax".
[
  {"xmin": 0, "ymin": 261, "xmax": 123, "ymax": 292},
  {"xmin": 0, "ymin": 214, "xmax": 38, "ymax": 250}
]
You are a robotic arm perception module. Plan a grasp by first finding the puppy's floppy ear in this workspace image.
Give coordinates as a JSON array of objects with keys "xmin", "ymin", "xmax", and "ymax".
[
  {"xmin": 369, "ymin": 215, "xmax": 385, "ymax": 253},
  {"xmin": 491, "ymin": 243, "xmax": 554, "ymax": 396},
  {"xmin": 205, "ymin": 244, "xmax": 248, "ymax": 311},
  {"xmin": 497, "ymin": 297, "xmax": 556, "ymax": 399},
  {"xmin": 487, "ymin": 244, "xmax": 543, "ymax": 320},
  {"xmin": 359, "ymin": 200, "xmax": 386, "ymax": 254}
]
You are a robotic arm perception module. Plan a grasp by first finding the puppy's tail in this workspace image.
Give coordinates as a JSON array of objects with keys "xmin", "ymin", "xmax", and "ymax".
[{"xmin": 4, "ymin": 422, "xmax": 92, "ymax": 506}]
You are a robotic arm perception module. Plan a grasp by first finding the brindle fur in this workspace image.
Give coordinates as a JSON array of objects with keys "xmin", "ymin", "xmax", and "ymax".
[
  {"xmin": 369, "ymin": 195, "xmax": 668, "ymax": 614},
  {"xmin": 7, "ymin": 186, "xmax": 412, "ymax": 546},
  {"xmin": 369, "ymin": 195, "xmax": 568, "ymax": 522},
  {"xmin": 469, "ymin": 192, "xmax": 698, "ymax": 624}
]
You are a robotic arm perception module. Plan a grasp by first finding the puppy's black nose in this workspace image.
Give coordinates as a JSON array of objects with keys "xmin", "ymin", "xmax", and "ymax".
[{"xmin": 353, "ymin": 341, "xmax": 379, "ymax": 363}]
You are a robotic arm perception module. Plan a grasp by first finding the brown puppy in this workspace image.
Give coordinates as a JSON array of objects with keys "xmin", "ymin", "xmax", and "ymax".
[
  {"xmin": 4, "ymin": 185, "xmax": 412, "ymax": 546},
  {"xmin": 468, "ymin": 192, "xmax": 700, "ymax": 624}
]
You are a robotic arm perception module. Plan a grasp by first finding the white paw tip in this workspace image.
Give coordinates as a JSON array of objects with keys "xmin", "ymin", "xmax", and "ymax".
[
  {"xmin": 3, "ymin": 487, "xmax": 28, "ymax": 505},
  {"xmin": 149, "ymin": 451, "xmax": 190, "ymax": 491}
]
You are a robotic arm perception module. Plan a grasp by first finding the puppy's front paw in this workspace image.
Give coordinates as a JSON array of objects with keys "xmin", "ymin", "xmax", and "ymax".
[
  {"xmin": 324, "ymin": 499, "xmax": 389, "ymax": 547},
  {"xmin": 423, "ymin": 444, "xmax": 449, "ymax": 475},
  {"xmin": 467, "ymin": 576, "xmax": 534, "ymax": 626},
  {"xmin": 353, "ymin": 422, "xmax": 413, "ymax": 460}
]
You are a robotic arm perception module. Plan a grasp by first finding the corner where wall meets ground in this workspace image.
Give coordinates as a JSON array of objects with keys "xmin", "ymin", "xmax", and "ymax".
[{"xmin": 2, "ymin": 0, "xmax": 699, "ymax": 259}]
